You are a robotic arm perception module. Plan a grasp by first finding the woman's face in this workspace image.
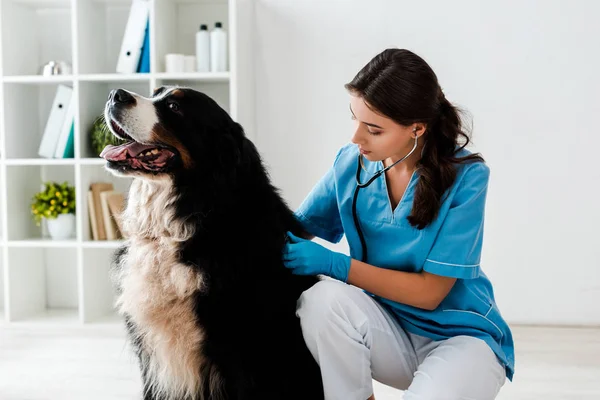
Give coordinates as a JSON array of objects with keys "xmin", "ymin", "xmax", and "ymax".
[{"xmin": 349, "ymin": 94, "xmax": 423, "ymax": 164}]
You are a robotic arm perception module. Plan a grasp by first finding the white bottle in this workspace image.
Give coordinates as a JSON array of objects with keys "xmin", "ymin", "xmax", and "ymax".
[
  {"xmin": 195, "ymin": 24, "xmax": 210, "ymax": 73},
  {"xmin": 210, "ymin": 22, "xmax": 227, "ymax": 72}
]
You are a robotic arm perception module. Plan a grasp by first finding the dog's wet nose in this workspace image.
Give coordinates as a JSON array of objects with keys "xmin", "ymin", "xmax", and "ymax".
[{"xmin": 111, "ymin": 89, "xmax": 135, "ymax": 105}]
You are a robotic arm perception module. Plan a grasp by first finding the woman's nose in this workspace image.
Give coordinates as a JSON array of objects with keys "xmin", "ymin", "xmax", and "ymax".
[{"xmin": 351, "ymin": 128, "xmax": 365, "ymax": 145}]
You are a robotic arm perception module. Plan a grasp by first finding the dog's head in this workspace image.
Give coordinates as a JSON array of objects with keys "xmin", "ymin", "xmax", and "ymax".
[{"xmin": 101, "ymin": 86, "xmax": 243, "ymax": 181}]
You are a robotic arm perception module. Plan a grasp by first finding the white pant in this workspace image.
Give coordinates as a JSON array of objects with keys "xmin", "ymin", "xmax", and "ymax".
[{"xmin": 296, "ymin": 280, "xmax": 507, "ymax": 400}]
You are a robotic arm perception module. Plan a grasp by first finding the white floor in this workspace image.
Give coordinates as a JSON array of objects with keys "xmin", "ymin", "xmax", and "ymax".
[{"xmin": 0, "ymin": 322, "xmax": 598, "ymax": 400}]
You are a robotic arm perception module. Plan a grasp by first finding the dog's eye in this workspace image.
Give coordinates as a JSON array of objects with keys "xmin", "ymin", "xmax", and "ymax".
[{"xmin": 168, "ymin": 102, "xmax": 180, "ymax": 113}]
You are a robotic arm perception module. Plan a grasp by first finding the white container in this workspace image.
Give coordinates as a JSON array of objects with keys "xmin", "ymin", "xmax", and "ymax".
[
  {"xmin": 210, "ymin": 22, "xmax": 227, "ymax": 72},
  {"xmin": 165, "ymin": 53, "xmax": 185, "ymax": 73},
  {"xmin": 46, "ymin": 213, "xmax": 76, "ymax": 240},
  {"xmin": 184, "ymin": 55, "xmax": 196, "ymax": 72},
  {"xmin": 195, "ymin": 24, "xmax": 210, "ymax": 73}
]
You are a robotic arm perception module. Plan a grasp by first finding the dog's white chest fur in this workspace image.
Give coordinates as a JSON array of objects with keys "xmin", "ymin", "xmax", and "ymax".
[{"xmin": 114, "ymin": 179, "xmax": 207, "ymax": 399}]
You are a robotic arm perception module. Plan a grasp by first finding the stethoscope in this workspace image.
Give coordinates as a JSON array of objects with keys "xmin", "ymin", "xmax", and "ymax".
[{"xmin": 352, "ymin": 133, "xmax": 419, "ymax": 263}]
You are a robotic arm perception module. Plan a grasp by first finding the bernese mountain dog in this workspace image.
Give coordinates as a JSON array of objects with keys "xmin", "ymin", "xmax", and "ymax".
[{"xmin": 100, "ymin": 87, "xmax": 324, "ymax": 400}]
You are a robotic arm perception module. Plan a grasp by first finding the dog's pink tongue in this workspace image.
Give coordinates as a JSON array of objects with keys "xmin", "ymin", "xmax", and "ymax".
[
  {"xmin": 100, "ymin": 142, "xmax": 154, "ymax": 161},
  {"xmin": 100, "ymin": 143, "xmax": 129, "ymax": 161}
]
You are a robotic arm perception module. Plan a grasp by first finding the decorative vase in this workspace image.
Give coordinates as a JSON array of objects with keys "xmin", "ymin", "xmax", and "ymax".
[{"xmin": 46, "ymin": 213, "xmax": 76, "ymax": 240}]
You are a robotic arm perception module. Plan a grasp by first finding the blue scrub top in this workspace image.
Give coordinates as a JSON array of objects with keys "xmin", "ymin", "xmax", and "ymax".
[{"xmin": 294, "ymin": 143, "xmax": 515, "ymax": 381}]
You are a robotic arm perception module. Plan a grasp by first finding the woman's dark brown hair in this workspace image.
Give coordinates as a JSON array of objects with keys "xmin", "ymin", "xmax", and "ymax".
[{"xmin": 345, "ymin": 48, "xmax": 484, "ymax": 229}]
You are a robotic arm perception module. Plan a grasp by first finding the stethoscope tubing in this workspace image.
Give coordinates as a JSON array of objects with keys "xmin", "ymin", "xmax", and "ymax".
[{"xmin": 352, "ymin": 135, "xmax": 419, "ymax": 262}]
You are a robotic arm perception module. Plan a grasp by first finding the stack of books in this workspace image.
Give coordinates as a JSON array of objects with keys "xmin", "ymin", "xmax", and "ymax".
[
  {"xmin": 38, "ymin": 84, "xmax": 75, "ymax": 159},
  {"xmin": 116, "ymin": 0, "xmax": 150, "ymax": 74},
  {"xmin": 87, "ymin": 182, "xmax": 126, "ymax": 240}
]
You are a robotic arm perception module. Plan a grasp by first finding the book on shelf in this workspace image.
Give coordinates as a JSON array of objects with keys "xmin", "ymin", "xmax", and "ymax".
[
  {"xmin": 100, "ymin": 190, "xmax": 125, "ymax": 240},
  {"xmin": 88, "ymin": 182, "xmax": 126, "ymax": 241},
  {"xmin": 105, "ymin": 191, "xmax": 126, "ymax": 236},
  {"xmin": 88, "ymin": 182, "xmax": 123, "ymax": 240}
]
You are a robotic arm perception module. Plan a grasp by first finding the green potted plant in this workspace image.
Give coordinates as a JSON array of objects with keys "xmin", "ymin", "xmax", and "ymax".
[
  {"xmin": 90, "ymin": 115, "xmax": 126, "ymax": 157},
  {"xmin": 31, "ymin": 181, "xmax": 76, "ymax": 239}
]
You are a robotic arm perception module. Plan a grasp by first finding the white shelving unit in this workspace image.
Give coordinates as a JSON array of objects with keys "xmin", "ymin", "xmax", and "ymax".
[{"xmin": 0, "ymin": 0, "xmax": 255, "ymax": 325}]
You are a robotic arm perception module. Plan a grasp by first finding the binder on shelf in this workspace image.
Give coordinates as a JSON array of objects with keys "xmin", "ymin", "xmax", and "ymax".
[
  {"xmin": 116, "ymin": 0, "xmax": 150, "ymax": 74},
  {"xmin": 53, "ymin": 96, "xmax": 76, "ymax": 158},
  {"xmin": 54, "ymin": 122, "xmax": 75, "ymax": 158},
  {"xmin": 136, "ymin": 19, "xmax": 150, "ymax": 73},
  {"xmin": 38, "ymin": 85, "xmax": 73, "ymax": 158}
]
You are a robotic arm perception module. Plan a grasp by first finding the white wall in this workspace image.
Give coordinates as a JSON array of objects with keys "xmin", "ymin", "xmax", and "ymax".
[{"xmin": 252, "ymin": 0, "xmax": 600, "ymax": 326}]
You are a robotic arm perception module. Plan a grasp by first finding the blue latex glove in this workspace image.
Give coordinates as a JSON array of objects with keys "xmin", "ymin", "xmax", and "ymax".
[{"xmin": 282, "ymin": 232, "xmax": 351, "ymax": 282}]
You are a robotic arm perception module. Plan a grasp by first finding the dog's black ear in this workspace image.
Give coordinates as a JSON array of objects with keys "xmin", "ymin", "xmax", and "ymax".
[
  {"xmin": 229, "ymin": 122, "xmax": 245, "ymax": 165},
  {"xmin": 212, "ymin": 122, "xmax": 244, "ymax": 168},
  {"xmin": 231, "ymin": 122, "xmax": 263, "ymax": 168}
]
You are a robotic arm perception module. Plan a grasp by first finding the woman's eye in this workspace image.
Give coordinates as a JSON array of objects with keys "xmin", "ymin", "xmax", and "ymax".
[
  {"xmin": 168, "ymin": 102, "xmax": 180, "ymax": 112},
  {"xmin": 368, "ymin": 130, "xmax": 382, "ymax": 136}
]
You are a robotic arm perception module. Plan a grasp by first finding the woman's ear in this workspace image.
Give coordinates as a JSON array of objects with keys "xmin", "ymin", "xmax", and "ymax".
[{"xmin": 412, "ymin": 123, "xmax": 427, "ymax": 138}]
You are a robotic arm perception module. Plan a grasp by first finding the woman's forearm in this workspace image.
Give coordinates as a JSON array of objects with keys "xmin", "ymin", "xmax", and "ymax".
[{"xmin": 346, "ymin": 259, "xmax": 456, "ymax": 310}]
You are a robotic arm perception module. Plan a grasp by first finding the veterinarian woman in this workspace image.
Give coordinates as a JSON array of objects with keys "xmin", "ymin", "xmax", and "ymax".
[{"xmin": 283, "ymin": 48, "xmax": 514, "ymax": 400}]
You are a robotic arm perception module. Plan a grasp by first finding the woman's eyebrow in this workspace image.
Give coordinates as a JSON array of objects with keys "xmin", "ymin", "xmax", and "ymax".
[{"xmin": 349, "ymin": 104, "xmax": 383, "ymax": 129}]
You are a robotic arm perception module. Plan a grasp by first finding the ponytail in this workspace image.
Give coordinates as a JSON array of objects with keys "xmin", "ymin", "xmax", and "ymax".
[{"xmin": 407, "ymin": 95, "xmax": 484, "ymax": 229}]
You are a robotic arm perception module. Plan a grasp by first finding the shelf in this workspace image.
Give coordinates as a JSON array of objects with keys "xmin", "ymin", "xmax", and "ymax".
[
  {"xmin": 82, "ymin": 240, "xmax": 124, "ymax": 249},
  {"xmin": 7, "ymin": 239, "xmax": 78, "ymax": 248},
  {"xmin": 2, "ymin": 82, "xmax": 75, "ymax": 159},
  {"xmin": 5, "ymin": 247, "xmax": 79, "ymax": 322},
  {"xmin": 2, "ymin": 75, "xmax": 74, "ymax": 84},
  {"xmin": 5, "ymin": 240, "xmax": 123, "ymax": 248},
  {"xmin": 81, "ymin": 248, "xmax": 119, "ymax": 323},
  {"xmin": 1, "ymin": 0, "xmax": 73, "ymax": 76},
  {"xmin": 78, "ymin": 73, "xmax": 150, "ymax": 82},
  {"xmin": 2, "ymin": 158, "xmax": 105, "ymax": 166},
  {"xmin": 8, "ymin": 0, "xmax": 71, "ymax": 7},
  {"xmin": 1, "ymin": 72, "xmax": 229, "ymax": 84},
  {"xmin": 0, "ymin": 259, "xmax": 4, "ymax": 323},
  {"xmin": 158, "ymin": 0, "xmax": 229, "ymax": 4},
  {"xmin": 154, "ymin": 72, "xmax": 230, "ymax": 82},
  {"xmin": 84, "ymin": 312, "xmax": 121, "ymax": 326},
  {"xmin": 4, "ymin": 158, "xmax": 76, "ymax": 166},
  {"xmin": 154, "ymin": 0, "xmax": 229, "ymax": 73},
  {"xmin": 0, "ymin": 0, "xmax": 252, "ymax": 326},
  {"xmin": 83, "ymin": 0, "xmax": 134, "ymax": 5},
  {"xmin": 79, "ymin": 158, "xmax": 106, "ymax": 165},
  {"xmin": 5, "ymin": 164, "xmax": 75, "ymax": 241},
  {"xmin": 8, "ymin": 309, "xmax": 79, "ymax": 326}
]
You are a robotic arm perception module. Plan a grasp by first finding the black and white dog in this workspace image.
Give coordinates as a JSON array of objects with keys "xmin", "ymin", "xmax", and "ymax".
[{"xmin": 100, "ymin": 87, "xmax": 324, "ymax": 400}]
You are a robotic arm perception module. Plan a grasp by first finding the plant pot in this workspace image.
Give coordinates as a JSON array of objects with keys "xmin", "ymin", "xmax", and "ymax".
[{"xmin": 46, "ymin": 213, "xmax": 76, "ymax": 240}]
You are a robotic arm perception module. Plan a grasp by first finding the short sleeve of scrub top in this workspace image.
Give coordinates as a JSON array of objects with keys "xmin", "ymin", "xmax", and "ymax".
[
  {"xmin": 423, "ymin": 163, "xmax": 490, "ymax": 280},
  {"xmin": 294, "ymin": 148, "xmax": 345, "ymax": 243}
]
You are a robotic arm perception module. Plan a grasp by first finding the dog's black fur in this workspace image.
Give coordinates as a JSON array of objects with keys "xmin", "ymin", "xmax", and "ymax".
[{"xmin": 104, "ymin": 87, "xmax": 324, "ymax": 400}]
